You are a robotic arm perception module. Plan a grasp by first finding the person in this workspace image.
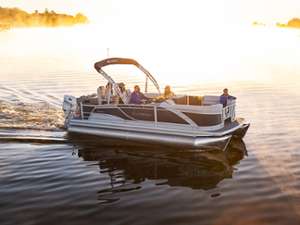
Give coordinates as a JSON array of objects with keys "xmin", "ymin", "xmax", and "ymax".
[
  {"xmin": 118, "ymin": 82, "xmax": 131, "ymax": 104},
  {"xmin": 96, "ymin": 82, "xmax": 113, "ymax": 104},
  {"xmin": 220, "ymin": 88, "xmax": 236, "ymax": 107},
  {"xmin": 129, "ymin": 85, "xmax": 149, "ymax": 104},
  {"xmin": 104, "ymin": 82, "xmax": 113, "ymax": 97},
  {"xmin": 118, "ymin": 82, "xmax": 126, "ymax": 93},
  {"xmin": 163, "ymin": 85, "xmax": 175, "ymax": 99},
  {"xmin": 97, "ymin": 85, "xmax": 106, "ymax": 104}
]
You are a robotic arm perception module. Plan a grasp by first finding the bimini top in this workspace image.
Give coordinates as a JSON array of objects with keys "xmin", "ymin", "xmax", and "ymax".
[{"xmin": 94, "ymin": 58, "xmax": 161, "ymax": 94}]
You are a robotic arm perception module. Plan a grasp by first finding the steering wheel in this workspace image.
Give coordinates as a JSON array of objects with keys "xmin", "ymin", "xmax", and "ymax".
[
  {"xmin": 140, "ymin": 98, "xmax": 152, "ymax": 104},
  {"xmin": 152, "ymin": 97, "xmax": 166, "ymax": 103}
]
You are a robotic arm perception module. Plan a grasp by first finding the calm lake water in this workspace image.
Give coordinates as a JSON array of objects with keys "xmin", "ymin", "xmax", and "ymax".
[{"xmin": 1, "ymin": 26, "xmax": 300, "ymax": 225}]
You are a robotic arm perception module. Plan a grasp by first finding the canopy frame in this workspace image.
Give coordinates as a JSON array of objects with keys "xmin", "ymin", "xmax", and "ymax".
[{"xmin": 94, "ymin": 58, "xmax": 161, "ymax": 96}]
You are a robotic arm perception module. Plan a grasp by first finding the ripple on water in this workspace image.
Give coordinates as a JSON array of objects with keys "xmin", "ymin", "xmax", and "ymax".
[{"xmin": 1, "ymin": 55, "xmax": 300, "ymax": 224}]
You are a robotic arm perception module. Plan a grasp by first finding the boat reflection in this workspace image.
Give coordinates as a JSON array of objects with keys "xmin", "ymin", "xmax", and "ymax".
[{"xmin": 75, "ymin": 138, "xmax": 247, "ymax": 193}]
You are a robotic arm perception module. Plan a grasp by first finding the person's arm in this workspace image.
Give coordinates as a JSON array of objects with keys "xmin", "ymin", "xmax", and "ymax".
[
  {"xmin": 228, "ymin": 95, "xmax": 236, "ymax": 100},
  {"xmin": 140, "ymin": 93, "xmax": 150, "ymax": 100}
]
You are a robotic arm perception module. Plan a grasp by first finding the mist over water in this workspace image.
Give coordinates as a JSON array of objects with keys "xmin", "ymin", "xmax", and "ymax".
[{"xmin": 1, "ymin": 25, "xmax": 300, "ymax": 225}]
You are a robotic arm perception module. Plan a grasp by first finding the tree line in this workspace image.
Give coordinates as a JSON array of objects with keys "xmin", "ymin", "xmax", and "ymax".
[
  {"xmin": 0, "ymin": 7, "xmax": 88, "ymax": 30},
  {"xmin": 277, "ymin": 18, "xmax": 300, "ymax": 29}
]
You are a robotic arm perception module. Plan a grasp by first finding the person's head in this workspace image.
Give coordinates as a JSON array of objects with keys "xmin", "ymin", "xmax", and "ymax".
[
  {"xmin": 106, "ymin": 82, "xmax": 112, "ymax": 88},
  {"xmin": 223, "ymin": 88, "xmax": 229, "ymax": 96},
  {"xmin": 134, "ymin": 85, "xmax": 140, "ymax": 93},
  {"xmin": 119, "ymin": 82, "xmax": 126, "ymax": 92}
]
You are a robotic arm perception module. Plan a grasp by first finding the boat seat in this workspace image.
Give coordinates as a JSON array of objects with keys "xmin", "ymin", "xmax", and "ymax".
[
  {"xmin": 202, "ymin": 95, "xmax": 221, "ymax": 105},
  {"xmin": 77, "ymin": 94, "xmax": 98, "ymax": 105},
  {"xmin": 84, "ymin": 97, "xmax": 98, "ymax": 105},
  {"xmin": 97, "ymin": 86, "xmax": 106, "ymax": 104},
  {"xmin": 97, "ymin": 85, "xmax": 116, "ymax": 104}
]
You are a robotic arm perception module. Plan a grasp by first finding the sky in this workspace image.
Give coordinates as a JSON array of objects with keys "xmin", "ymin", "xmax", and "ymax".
[
  {"xmin": 1, "ymin": 0, "xmax": 300, "ymax": 26},
  {"xmin": 1, "ymin": 0, "xmax": 300, "ymax": 85}
]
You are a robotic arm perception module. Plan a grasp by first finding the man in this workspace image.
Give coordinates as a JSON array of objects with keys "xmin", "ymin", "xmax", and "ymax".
[
  {"xmin": 129, "ymin": 85, "xmax": 149, "ymax": 104},
  {"xmin": 220, "ymin": 88, "xmax": 236, "ymax": 107}
]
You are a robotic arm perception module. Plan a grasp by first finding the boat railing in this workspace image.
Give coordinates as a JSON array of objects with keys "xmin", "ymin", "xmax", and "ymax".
[
  {"xmin": 223, "ymin": 101, "xmax": 236, "ymax": 122},
  {"xmin": 78, "ymin": 102, "xmax": 96, "ymax": 120},
  {"xmin": 78, "ymin": 102, "xmax": 224, "ymax": 131},
  {"xmin": 154, "ymin": 105, "xmax": 158, "ymax": 125}
]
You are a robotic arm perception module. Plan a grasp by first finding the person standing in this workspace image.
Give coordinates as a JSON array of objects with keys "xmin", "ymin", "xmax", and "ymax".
[{"xmin": 220, "ymin": 88, "xmax": 236, "ymax": 107}]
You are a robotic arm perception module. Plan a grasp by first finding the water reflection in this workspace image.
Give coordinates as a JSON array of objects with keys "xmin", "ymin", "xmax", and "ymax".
[{"xmin": 74, "ymin": 138, "xmax": 246, "ymax": 201}]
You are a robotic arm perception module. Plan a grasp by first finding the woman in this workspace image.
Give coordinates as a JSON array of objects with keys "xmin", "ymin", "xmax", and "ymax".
[
  {"xmin": 118, "ymin": 82, "xmax": 131, "ymax": 104},
  {"xmin": 163, "ymin": 85, "xmax": 175, "ymax": 99}
]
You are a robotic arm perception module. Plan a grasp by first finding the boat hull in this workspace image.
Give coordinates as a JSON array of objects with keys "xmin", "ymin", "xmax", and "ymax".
[
  {"xmin": 232, "ymin": 123, "xmax": 250, "ymax": 138},
  {"xmin": 68, "ymin": 125, "xmax": 231, "ymax": 150},
  {"xmin": 66, "ymin": 119, "xmax": 250, "ymax": 150}
]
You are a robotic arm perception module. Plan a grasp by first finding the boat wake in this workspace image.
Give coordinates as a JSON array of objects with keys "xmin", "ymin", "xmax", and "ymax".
[
  {"xmin": 0, "ymin": 100, "xmax": 64, "ymax": 130},
  {"xmin": 0, "ymin": 128, "xmax": 68, "ymax": 144}
]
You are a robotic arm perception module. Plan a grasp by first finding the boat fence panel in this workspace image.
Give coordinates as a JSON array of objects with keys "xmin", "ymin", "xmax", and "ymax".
[{"xmin": 223, "ymin": 104, "xmax": 236, "ymax": 121}]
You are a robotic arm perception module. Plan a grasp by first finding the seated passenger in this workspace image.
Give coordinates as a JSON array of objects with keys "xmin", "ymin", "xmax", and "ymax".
[
  {"xmin": 97, "ymin": 85, "xmax": 106, "ymax": 104},
  {"xmin": 97, "ymin": 82, "xmax": 113, "ymax": 104},
  {"xmin": 105, "ymin": 82, "xmax": 113, "ymax": 97},
  {"xmin": 129, "ymin": 85, "xmax": 149, "ymax": 104},
  {"xmin": 154, "ymin": 85, "xmax": 175, "ymax": 103},
  {"xmin": 163, "ymin": 85, "xmax": 175, "ymax": 99},
  {"xmin": 118, "ymin": 82, "xmax": 131, "ymax": 104},
  {"xmin": 119, "ymin": 82, "xmax": 126, "ymax": 93},
  {"xmin": 220, "ymin": 88, "xmax": 236, "ymax": 107}
]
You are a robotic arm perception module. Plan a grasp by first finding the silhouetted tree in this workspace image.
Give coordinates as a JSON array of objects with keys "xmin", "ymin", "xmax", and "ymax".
[{"xmin": 0, "ymin": 6, "xmax": 89, "ymax": 30}]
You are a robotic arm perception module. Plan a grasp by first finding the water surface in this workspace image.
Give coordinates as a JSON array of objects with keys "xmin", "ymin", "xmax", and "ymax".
[{"xmin": 1, "ymin": 26, "xmax": 300, "ymax": 225}]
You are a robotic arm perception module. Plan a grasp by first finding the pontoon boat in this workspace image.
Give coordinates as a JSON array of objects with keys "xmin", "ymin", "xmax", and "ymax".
[{"xmin": 63, "ymin": 58, "xmax": 249, "ymax": 150}]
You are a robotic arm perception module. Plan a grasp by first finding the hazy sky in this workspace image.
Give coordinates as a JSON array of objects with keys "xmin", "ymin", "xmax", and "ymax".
[
  {"xmin": 1, "ymin": 0, "xmax": 300, "ymax": 25},
  {"xmin": 1, "ymin": 0, "xmax": 300, "ymax": 85}
]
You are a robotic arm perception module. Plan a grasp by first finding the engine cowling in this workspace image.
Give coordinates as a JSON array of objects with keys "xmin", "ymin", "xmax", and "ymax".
[{"xmin": 62, "ymin": 95, "xmax": 77, "ymax": 128}]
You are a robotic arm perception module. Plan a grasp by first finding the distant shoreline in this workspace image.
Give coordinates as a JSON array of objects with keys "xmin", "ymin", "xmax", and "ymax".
[
  {"xmin": 276, "ymin": 18, "xmax": 300, "ymax": 29},
  {"xmin": 253, "ymin": 17, "xmax": 300, "ymax": 29},
  {"xmin": 0, "ymin": 6, "xmax": 88, "ymax": 31}
]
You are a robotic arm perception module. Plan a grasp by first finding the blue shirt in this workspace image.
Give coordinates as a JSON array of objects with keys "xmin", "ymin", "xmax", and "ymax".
[
  {"xmin": 220, "ymin": 94, "xmax": 236, "ymax": 107},
  {"xmin": 129, "ymin": 92, "xmax": 147, "ymax": 104}
]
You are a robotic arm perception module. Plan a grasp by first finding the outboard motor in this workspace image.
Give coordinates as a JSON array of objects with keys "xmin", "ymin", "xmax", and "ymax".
[{"xmin": 62, "ymin": 95, "xmax": 77, "ymax": 128}]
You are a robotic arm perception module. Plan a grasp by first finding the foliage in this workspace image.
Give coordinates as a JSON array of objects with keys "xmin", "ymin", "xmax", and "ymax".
[
  {"xmin": 277, "ymin": 18, "xmax": 300, "ymax": 29},
  {"xmin": 0, "ymin": 7, "xmax": 88, "ymax": 30}
]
